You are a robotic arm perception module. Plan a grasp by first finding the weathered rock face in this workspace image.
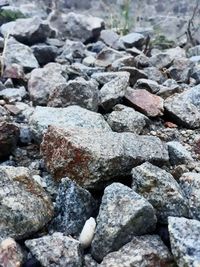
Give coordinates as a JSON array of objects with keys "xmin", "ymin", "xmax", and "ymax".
[
  {"xmin": 28, "ymin": 63, "xmax": 67, "ymax": 106},
  {"xmin": 3, "ymin": 37, "xmax": 39, "ymax": 71},
  {"xmin": 0, "ymin": 87, "xmax": 27, "ymax": 103},
  {"xmin": 32, "ymin": 44, "xmax": 58, "ymax": 66},
  {"xmin": 25, "ymin": 233, "xmax": 83, "ymax": 267},
  {"xmin": 119, "ymin": 32, "xmax": 145, "ymax": 49},
  {"xmin": 168, "ymin": 217, "xmax": 200, "ymax": 267},
  {"xmin": 179, "ymin": 173, "xmax": 200, "ymax": 220},
  {"xmin": 167, "ymin": 141, "xmax": 193, "ymax": 165},
  {"xmin": 100, "ymin": 235, "xmax": 174, "ymax": 267},
  {"xmin": 149, "ymin": 53, "xmax": 173, "ymax": 69},
  {"xmin": 91, "ymin": 183, "xmax": 157, "ymax": 262},
  {"xmin": 0, "ymin": 122, "xmax": 19, "ymax": 159},
  {"xmin": 0, "ymin": 166, "xmax": 54, "ymax": 240},
  {"xmin": 131, "ymin": 162, "xmax": 189, "ymax": 223},
  {"xmin": 50, "ymin": 178, "xmax": 96, "ymax": 236},
  {"xmin": 29, "ymin": 105, "xmax": 111, "ymax": 142},
  {"xmin": 41, "ymin": 126, "xmax": 169, "ymax": 188},
  {"xmin": 120, "ymin": 67, "xmax": 147, "ymax": 87},
  {"xmin": 1, "ymin": 17, "xmax": 55, "ymax": 45},
  {"xmin": 164, "ymin": 85, "xmax": 200, "ymax": 129},
  {"xmin": 47, "ymin": 77, "xmax": 99, "ymax": 111}
]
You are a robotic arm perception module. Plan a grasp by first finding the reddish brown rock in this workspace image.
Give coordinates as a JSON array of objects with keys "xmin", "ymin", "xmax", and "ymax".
[{"xmin": 125, "ymin": 89, "xmax": 164, "ymax": 117}]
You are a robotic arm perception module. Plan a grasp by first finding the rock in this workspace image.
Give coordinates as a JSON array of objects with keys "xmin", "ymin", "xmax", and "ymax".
[
  {"xmin": 0, "ymin": 122, "xmax": 19, "ymax": 159},
  {"xmin": 95, "ymin": 47, "xmax": 125, "ymax": 68},
  {"xmin": 0, "ymin": 238, "xmax": 24, "ymax": 267},
  {"xmin": 1, "ymin": 17, "xmax": 54, "ymax": 45},
  {"xmin": 100, "ymin": 30, "xmax": 122, "ymax": 50},
  {"xmin": 179, "ymin": 173, "xmax": 200, "ymax": 220},
  {"xmin": 32, "ymin": 44, "xmax": 58, "ymax": 66},
  {"xmin": 63, "ymin": 12, "xmax": 104, "ymax": 43},
  {"xmin": 168, "ymin": 217, "xmax": 200, "ymax": 267},
  {"xmin": 25, "ymin": 233, "xmax": 83, "ymax": 267},
  {"xmin": 157, "ymin": 85, "xmax": 182, "ymax": 99},
  {"xmin": 83, "ymin": 56, "xmax": 95, "ymax": 67},
  {"xmin": 84, "ymin": 254, "xmax": 99, "ymax": 267},
  {"xmin": 100, "ymin": 235, "xmax": 174, "ymax": 267},
  {"xmin": 134, "ymin": 53, "xmax": 150, "ymax": 68},
  {"xmin": 28, "ymin": 63, "xmax": 67, "ymax": 106},
  {"xmin": 99, "ymin": 72, "xmax": 130, "ymax": 111},
  {"xmin": 131, "ymin": 162, "xmax": 189, "ymax": 223},
  {"xmin": 91, "ymin": 71, "xmax": 129, "ymax": 85},
  {"xmin": 0, "ymin": 166, "xmax": 53, "ymax": 240},
  {"xmin": 3, "ymin": 37, "xmax": 39, "ymax": 71},
  {"xmin": 119, "ymin": 32, "xmax": 145, "ymax": 48},
  {"xmin": 29, "ymin": 105, "xmax": 111, "ymax": 142},
  {"xmin": 149, "ymin": 53, "xmax": 173, "ymax": 69},
  {"xmin": 41, "ymin": 126, "xmax": 169, "ymax": 188},
  {"xmin": 120, "ymin": 67, "xmax": 147, "ymax": 86},
  {"xmin": 91, "ymin": 183, "xmax": 157, "ymax": 261},
  {"xmin": 134, "ymin": 78, "xmax": 160, "ymax": 94},
  {"xmin": 50, "ymin": 178, "xmax": 96, "ymax": 236},
  {"xmin": 48, "ymin": 77, "xmax": 99, "ymax": 111},
  {"xmin": 191, "ymin": 65, "xmax": 200, "ymax": 84},
  {"xmin": 144, "ymin": 66, "xmax": 166, "ymax": 83},
  {"xmin": 111, "ymin": 55, "xmax": 135, "ymax": 71},
  {"xmin": 3, "ymin": 63, "xmax": 25, "ymax": 80},
  {"xmin": 0, "ymin": 87, "xmax": 27, "ymax": 103},
  {"xmin": 187, "ymin": 45, "xmax": 200, "ymax": 57},
  {"xmin": 165, "ymin": 47, "xmax": 186, "ymax": 59},
  {"xmin": 107, "ymin": 104, "xmax": 149, "ymax": 134},
  {"xmin": 125, "ymin": 89, "xmax": 164, "ymax": 117},
  {"xmin": 167, "ymin": 141, "xmax": 193, "ymax": 165},
  {"xmin": 79, "ymin": 217, "xmax": 96, "ymax": 249},
  {"xmin": 164, "ymin": 85, "xmax": 200, "ymax": 129}
]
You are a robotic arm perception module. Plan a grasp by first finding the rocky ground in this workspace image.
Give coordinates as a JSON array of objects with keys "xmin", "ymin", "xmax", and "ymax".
[{"xmin": 0, "ymin": 0, "xmax": 200, "ymax": 266}]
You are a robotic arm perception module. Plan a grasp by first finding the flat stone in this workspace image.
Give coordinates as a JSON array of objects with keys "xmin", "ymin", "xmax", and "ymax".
[
  {"xmin": 100, "ymin": 235, "xmax": 174, "ymax": 267},
  {"xmin": 0, "ymin": 166, "xmax": 53, "ymax": 240},
  {"xmin": 25, "ymin": 233, "xmax": 83, "ymax": 267},
  {"xmin": 168, "ymin": 217, "xmax": 200, "ymax": 267},
  {"xmin": 100, "ymin": 29, "xmax": 122, "ymax": 50},
  {"xmin": 120, "ymin": 32, "xmax": 145, "ymax": 48},
  {"xmin": 91, "ymin": 183, "xmax": 157, "ymax": 261},
  {"xmin": 167, "ymin": 141, "xmax": 193, "ymax": 165},
  {"xmin": 134, "ymin": 78, "xmax": 160, "ymax": 94},
  {"xmin": 131, "ymin": 162, "xmax": 189, "ymax": 223},
  {"xmin": 125, "ymin": 89, "xmax": 164, "ymax": 117},
  {"xmin": 41, "ymin": 127, "xmax": 169, "ymax": 188},
  {"xmin": 91, "ymin": 71, "xmax": 129, "ymax": 85},
  {"xmin": 95, "ymin": 48, "xmax": 125, "ymax": 68},
  {"xmin": 0, "ymin": 87, "xmax": 27, "ymax": 103},
  {"xmin": 120, "ymin": 67, "xmax": 147, "ymax": 86}
]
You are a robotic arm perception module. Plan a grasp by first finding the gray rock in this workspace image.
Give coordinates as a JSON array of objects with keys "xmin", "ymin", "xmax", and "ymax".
[
  {"xmin": 134, "ymin": 78, "xmax": 160, "ymax": 94},
  {"xmin": 25, "ymin": 233, "xmax": 83, "ymax": 267},
  {"xmin": 91, "ymin": 71, "xmax": 129, "ymax": 85},
  {"xmin": 119, "ymin": 32, "xmax": 145, "ymax": 48},
  {"xmin": 95, "ymin": 47, "xmax": 125, "ymax": 68},
  {"xmin": 168, "ymin": 217, "xmax": 200, "ymax": 267},
  {"xmin": 131, "ymin": 162, "xmax": 189, "ymax": 223},
  {"xmin": 3, "ymin": 37, "xmax": 39, "ymax": 71},
  {"xmin": 32, "ymin": 44, "xmax": 58, "ymax": 66},
  {"xmin": 99, "ymin": 72, "xmax": 130, "ymax": 111},
  {"xmin": 164, "ymin": 85, "xmax": 200, "ymax": 129},
  {"xmin": 168, "ymin": 141, "xmax": 193, "ymax": 165},
  {"xmin": 111, "ymin": 55, "xmax": 135, "ymax": 71},
  {"xmin": 187, "ymin": 45, "xmax": 200, "ymax": 57},
  {"xmin": 0, "ymin": 166, "xmax": 54, "ymax": 240},
  {"xmin": 29, "ymin": 105, "xmax": 111, "ymax": 142},
  {"xmin": 144, "ymin": 67, "xmax": 166, "ymax": 83},
  {"xmin": 1, "ymin": 17, "xmax": 54, "ymax": 45},
  {"xmin": 91, "ymin": 183, "xmax": 157, "ymax": 261},
  {"xmin": 100, "ymin": 235, "xmax": 174, "ymax": 267},
  {"xmin": 120, "ymin": 67, "xmax": 147, "ymax": 86},
  {"xmin": 48, "ymin": 77, "xmax": 99, "ymax": 111},
  {"xmin": 179, "ymin": 173, "xmax": 200, "ymax": 220},
  {"xmin": 41, "ymin": 127, "xmax": 169, "ymax": 188},
  {"xmin": 149, "ymin": 53, "xmax": 173, "ymax": 69},
  {"xmin": 84, "ymin": 254, "xmax": 99, "ymax": 267},
  {"xmin": 107, "ymin": 104, "xmax": 149, "ymax": 134},
  {"xmin": 28, "ymin": 63, "xmax": 67, "ymax": 106},
  {"xmin": 100, "ymin": 30, "xmax": 122, "ymax": 50},
  {"xmin": 0, "ymin": 87, "xmax": 27, "ymax": 103},
  {"xmin": 50, "ymin": 178, "xmax": 96, "ymax": 236},
  {"xmin": 191, "ymin": 65, "xmax": 200, "ymax": 84}
]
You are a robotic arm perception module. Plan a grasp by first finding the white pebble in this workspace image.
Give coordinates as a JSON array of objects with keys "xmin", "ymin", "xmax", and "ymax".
[{"xmin": 79, "ymin": 217, "xmax": 96, "ymax": 249}]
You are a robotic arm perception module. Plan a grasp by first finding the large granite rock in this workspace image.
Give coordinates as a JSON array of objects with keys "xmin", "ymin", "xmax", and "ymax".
[
  {"xmin": 131, "ymin": 162, "xmax": 189, "ymax": 223},
  {"xmin": 100, "ymin": 235, "xmax": 174, "ymax": 267},
  {"xmin": 41, "ymin": 127, "xmax": 169, "ymax": 188},
  {"xmin": 25, "ymin": 233, "xmax": 83, "ymax": 267},
  {"xmin": 164, "ymin": 85, "xmax": 200, "ymax": 129},
  {"xmin": 29, "ymin": 105, "xmax": 111, "ymax": 142},
  {"xmin": 0, "ymin": 166, "xmax": 54, "ymax": 240},
  {"xmin": 168, "ymin": 217, "xmax": 200, "ymax": 267},
  {"xmin": 91, "ymin": 183, "xmax": 157, "ymax": 262}
]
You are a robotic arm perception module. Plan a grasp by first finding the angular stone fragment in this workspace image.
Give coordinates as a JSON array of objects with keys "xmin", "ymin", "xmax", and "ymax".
[
  {"xmin": 91, "ymin": 183, "xmax": 157, "ymax": 261},
  {"xmin": 91, "ymin": 71, "xmax": 129, "ymax": 85},
  {"xmin": 25, "ymin": 233, "xmax": 83, "ymax": 267},
  {"xmin": 164, "ymin": 85, "xmax": 200, "ymax": 129},
  {"xmin": 125, "ymin": 89, "xmax": 164, "ymax": 117},
  {"xmin": 107, "ymin": 104, "xmax": 149, "ymax": 134},
  {"xmin": 149, "ymin": 53, "xmax": 173, "ymax": 69},
  {"xmin": 95, "ymin": 48, "xmax": 125, "ymax": 68},
  {"xmin": 0, "ymin": 166, "xmax": 54, "ymax": 240},
  {"xmin": 134, "ymin": 78, "xmax": 160, "ymax": 94},
  {"xmin": 179, "ymin": 172, "xmax": 200, "ymax": 220},
  {"xmin": 167, "ymin": 141, "xmax": 193, "ymax": 165},
  {"xmin": 119, "ymin": 32, "xmax": 145, "ymax": 48},
  {"xmin": 168, "ymin": 217, "xmax": 200, "ymax": 267},
  {"xmin": 120, "ymin": 66, "xmax": 147, "ymax": 86},
  {"xmin": 29, "ymin": 105, "xmax": 110, "ymax": 142},
  {"xmin": 32, "ymin": 44, "xmax": 58, "ymax": 66},
  {"xmin": 50, "ymin": 178, "xmax": 96, "ymax": 236},
  {"xmin": 0, "ymin": 87, "xmax": 27, "ymax": 103},
  {"xmin": 41, "ymin": 127, "xmax": 169, "ymax": 188},
  {"xmin": 131, "ymin": 162, "xmax": 189, "ymax": 223},
  {"xmin": 100, "ymin": 235, "xmax": 174, "ymax": 267}
]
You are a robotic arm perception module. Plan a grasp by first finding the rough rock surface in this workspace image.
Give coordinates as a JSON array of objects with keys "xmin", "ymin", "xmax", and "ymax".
[
  {"xmin": 167, "ymin": 141, "xmax": 193, "ymax": 165},
  {"xmin": 0, "ymin": 166, "xmax": 54, "ymax": 240},
  {"xmin": 41, "ymin": 127, "xmax": 169, "ymax": 188},
  {"xmin": 25, "ymin": 233, "xmax": 83, "ymax": 267},
  {"xmin": 100, "ymin": 235, "xmax": 174, "ymax": 267},
  {"xmin": 168, "ymin": 217, "xmax": 200, "ymax": 267},
  {"xmin": 131, "ymin": 162, "xmax": 189, "ymax": 223},
  {"xmin": 91, "ymin": 183, "xmax": 157, "ymax": 262}
]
